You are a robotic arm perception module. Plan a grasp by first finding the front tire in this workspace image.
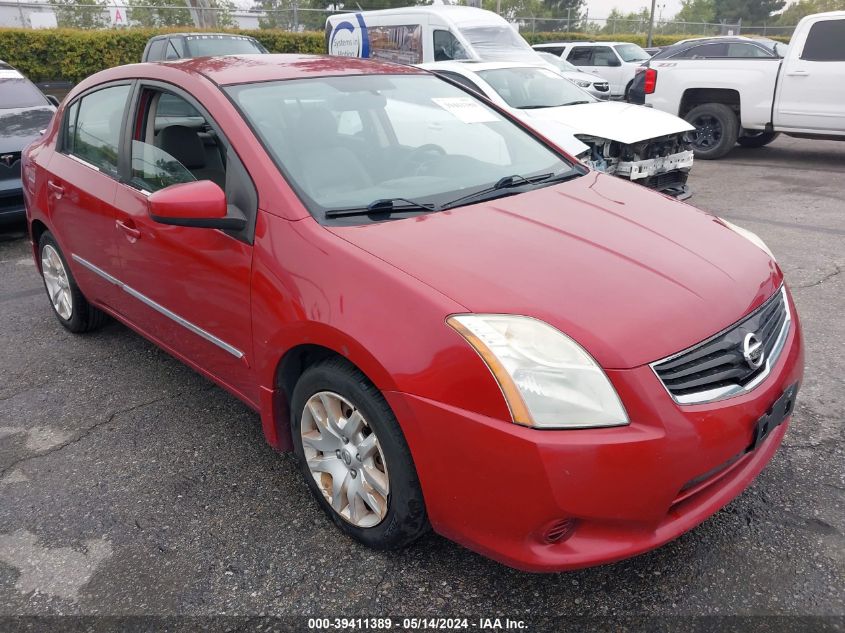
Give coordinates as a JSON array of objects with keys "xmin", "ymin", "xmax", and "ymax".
[
  {"xmin": 38, "ymin": 232, "xmax": 106, "ymax": 333},
  {"xmin": 291, "ymin": 357, "xmax": 429, "ymax": 549},
  {"xmin": 685, "ymin": 103, "xmax": 739, "ymax": 159},
  {"xmin": 737, "ymin": 131, "xmax": 780, "ymax": 148}
]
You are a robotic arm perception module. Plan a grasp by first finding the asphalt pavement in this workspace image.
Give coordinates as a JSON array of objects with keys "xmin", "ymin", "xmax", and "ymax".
[{"xmin": 0, "ymin": 136, "xmax": 843, "ymax": 628}]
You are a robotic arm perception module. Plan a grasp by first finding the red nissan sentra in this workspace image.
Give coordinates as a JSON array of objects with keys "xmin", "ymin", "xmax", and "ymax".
[{"xmin": 22, "ymin": 55, "xmax": 803, "ymax": 572}]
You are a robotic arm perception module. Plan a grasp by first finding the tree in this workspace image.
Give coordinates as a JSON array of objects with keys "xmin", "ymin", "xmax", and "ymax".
[
  {"xmin": 49, "ymin": 0, "xmax": 108, "ymax": 29},
  {"xmin": 129, "ymin": 0, "xmax": 236, "ymax": 28},
  {"xmin": 674, "ymin": 0, "xmax": 716, "ymax": 23},
  {"xmin": 776, "ymin": 0, "xmax": 845, "ymax": 24},
  {"xmin": 601, "ymin": 6, "xmax": 651, "ymax": 33},
  {"xmin": 713, "ymin": 0, "xmax": 786, "ymax": 24},
  {"xmin": 128, "ymin": 0, "xmax": 193, "ymax": 27}
]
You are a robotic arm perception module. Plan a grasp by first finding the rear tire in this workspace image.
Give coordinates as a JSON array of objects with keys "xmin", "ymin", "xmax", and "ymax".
[
  {"xmin": 684, "ymin": 103, "xmax": 739, "ymax": 160},
  {"xmin": 38, "ymin": 232, "xmax": 107, "ymax": 333},
  {"xmin": 290, "ymin": 356, "xmax": 429, "ymax": 550},
  {"xmin": 737, "ymin": 131, "xmax": 780, "ymax": 148}
]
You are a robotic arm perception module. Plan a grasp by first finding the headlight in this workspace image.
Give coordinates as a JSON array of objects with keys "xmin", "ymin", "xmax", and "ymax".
[
  {"xmin": 574, "ymin": 80, "xmax": 592, "ymax": 87},
  {"xmin": 447, "ymin": 315, "xmax": 628, "ymax": 429},
  {"xmin": 719, "ymin": 218, "xmax": 775, "ymax": 260}
]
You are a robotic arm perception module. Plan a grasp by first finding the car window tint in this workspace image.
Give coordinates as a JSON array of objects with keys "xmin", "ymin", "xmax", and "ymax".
[
  {"xmin": 67, "ymin": 84, "xmax": 131, "ymax": 175},
  {"xmin": 437, "ymin": 71, "xmax": 484, "ymax": 95},
  {"xmin": 727, "ymin": 43, "xmax": 771, "ymax": 57},
  {"xmin": 165, "ymin": 40, "xmax": 181, "ymax": 60},
  {"xmin": 146, "ymin": 39, "xmax": 166, "ymax": 61},
  {"xmin": 433, "ymin": 30, "xmax": 469, "ymax": 61},
  {"xmin": 802, "ymin": 19, "xmax": 845, "ymax": 61},
  {"xmin": 567, "ymin": 47, "xmax": 593, "ymax": 65},
  {"xmin": 591, "ymin": 47, "xmax": 618, "ymax": 66},
  {"xmin": 537, "ymin": 46, "xmax": 565, "ymax": 56},
  {"xmin": 688, "ymin": 42, "xmax": 728, "ymax": 58}
]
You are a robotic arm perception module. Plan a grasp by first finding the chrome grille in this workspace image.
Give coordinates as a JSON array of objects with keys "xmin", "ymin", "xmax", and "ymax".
[
  {"xmin": 594, "ymin": 82, "xmax": 609, "ymax": 92},
  {"xmin": 652, "ymin": 287, "xmax": 790, "ymax": 404}
]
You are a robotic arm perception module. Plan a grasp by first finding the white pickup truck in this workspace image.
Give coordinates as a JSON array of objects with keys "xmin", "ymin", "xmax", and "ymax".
[{"xmin": 630, "ymin": 11, "xmax": 845, "ymax": 158}]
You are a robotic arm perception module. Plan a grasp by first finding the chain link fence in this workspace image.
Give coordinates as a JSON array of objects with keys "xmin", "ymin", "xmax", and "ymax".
[{"xmin": 0, "ymin": 0, "xmax": 796, "ymax": 36}]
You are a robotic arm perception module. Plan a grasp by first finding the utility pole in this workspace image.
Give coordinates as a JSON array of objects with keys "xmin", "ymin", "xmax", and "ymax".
[{"xmin": 646, "ymin": 0, "xmax": 657, "ymax": 47}]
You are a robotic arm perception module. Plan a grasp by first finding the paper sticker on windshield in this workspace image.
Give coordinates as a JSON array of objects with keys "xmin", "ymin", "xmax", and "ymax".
[
  {"xmin": 432, "ymin": 97, "xmax": 499, "ymax": 124},
  {"xmin": 0, "ymin": 69, "xmax": 24, "ymax": 80}
]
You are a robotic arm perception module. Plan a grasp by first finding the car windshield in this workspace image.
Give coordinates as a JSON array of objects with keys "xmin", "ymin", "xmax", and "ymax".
[
  {"xmin": 537, "ymin": 52, "xmax": 580, "ymax": 73},
  {"xmin": 458, "ymin": 25, "xmax": 543, "ymax": 63},
  {"xmin": 185, "ymin": 36, "xmax": 266, "ymax": 57},
  {"xmin": 226, "ymin": 74, "xmax": 575, "ymax": 221},
  {"xmin": 614, "ymin": 43, "xmax": 650, "ymax": 62},
  {"xmin": 0, "ymin": 72, "xmax": 48, "ymax": 109},
  {"xmin": 477, "ymin": 67, "xmax": 595, "ymax": 108}
]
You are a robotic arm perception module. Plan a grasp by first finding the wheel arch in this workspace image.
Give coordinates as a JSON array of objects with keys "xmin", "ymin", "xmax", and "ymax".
[
  {"xmin": 679, "ymin": 88, "xmax": 741, "ymax": 119},
  {"xmin": 261, "ymin": 330, "xmax": 399, "ymax": 453},
  {"xmin": 30, "ymin": 219, "xmax": 50, "ymax": 272}
]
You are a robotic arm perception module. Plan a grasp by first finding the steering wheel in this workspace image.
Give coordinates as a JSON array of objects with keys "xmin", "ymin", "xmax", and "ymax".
[{"xmin": 399, "ymin": 144, "xmax": 446, "ymax": 176}]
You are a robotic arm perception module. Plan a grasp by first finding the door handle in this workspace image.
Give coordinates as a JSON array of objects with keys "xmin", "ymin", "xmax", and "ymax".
[
  {"xmin": 786, "ymin": 69, "xmax": 809, "ymax": 76},
  {"xmin": 116, "ymin": 219, "xmax": 141, "ymax": 241},
  {"xmin": 47, "ymin": 180, "xmax": 64, "ymax": 198}
]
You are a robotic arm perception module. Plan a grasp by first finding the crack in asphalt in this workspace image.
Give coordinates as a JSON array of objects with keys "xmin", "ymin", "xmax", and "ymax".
[
  {"xmin": 795, "ymin": 263, "xmax": 843, "ymax": 289},
  {"xmin": 0, "ymin": 392, "xmax": 180, "ymax": 477}
]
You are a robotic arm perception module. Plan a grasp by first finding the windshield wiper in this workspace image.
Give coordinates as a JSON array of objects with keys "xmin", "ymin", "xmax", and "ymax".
[
  {"xmin": 441, "ymin": 171, "xmax": 578, "ymax": 210},
  {"xmin": 325, "ymin": 197, "xmax": 438, "ymax": 219}
]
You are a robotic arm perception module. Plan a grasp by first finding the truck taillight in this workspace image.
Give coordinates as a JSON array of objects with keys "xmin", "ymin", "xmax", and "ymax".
[{"xmin": 644, "ymin": 68, "xmax": 657, "ymax": 94}]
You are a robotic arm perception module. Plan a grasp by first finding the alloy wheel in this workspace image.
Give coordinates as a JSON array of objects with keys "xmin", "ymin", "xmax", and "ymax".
[
  {"xmin": 300, "ymin": 391, "xmax": 390, "ymax": 528},
  {"xmin": 691, "ymin": 114, "xmax": 723, "ymax": 150},
  {"xmin": 41, "ymin": 244, "xmax": 73, "ymax": 321}
]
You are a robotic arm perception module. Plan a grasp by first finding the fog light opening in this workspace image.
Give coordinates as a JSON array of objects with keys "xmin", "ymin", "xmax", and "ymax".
[{"xmin": 542, "ymin": 518, "xmax": 578, "ymax": 544}]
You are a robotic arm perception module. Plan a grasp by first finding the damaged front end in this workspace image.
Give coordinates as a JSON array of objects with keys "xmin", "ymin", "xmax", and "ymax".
[{"xmin": 577, "ymin": 132, "xmax": 694, "ymax": 200}]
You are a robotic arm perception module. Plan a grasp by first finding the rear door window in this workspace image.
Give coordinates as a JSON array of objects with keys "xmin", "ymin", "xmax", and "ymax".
[
  {"xmin": 567, "ymin": 47, "xmax": 593, "ymax": 65},
  {"xmin": 145, "ymin": 39, "xmax": 166, "ymax": 61},
  {"xmin": 591, "ymin": 46, "xmax": 619, "ymax": 66},
  {"xmin": 726, "ymin": 42, "xmax": 772, "ymax": 57},
  {"xmin": 687, "ymin": 42, "xmax": 729, "ymax": 58},
  {"xmin": 801, "ymin": 19, "xmax": 845, "ymax": 61},
  {"xmin": 64, "ymin": 84, "xmax": 131, "ymax": 176}
]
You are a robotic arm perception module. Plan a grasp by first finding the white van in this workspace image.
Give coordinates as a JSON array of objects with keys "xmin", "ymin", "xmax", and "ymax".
[{"xmin": 325, "ymin": 5, "xmax": 543, "ymax": 65}]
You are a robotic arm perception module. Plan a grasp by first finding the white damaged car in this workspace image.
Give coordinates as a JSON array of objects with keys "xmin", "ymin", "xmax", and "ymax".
[{"xmin": 421, "ymin": 61, "xmax": 696, "ymax": 199}]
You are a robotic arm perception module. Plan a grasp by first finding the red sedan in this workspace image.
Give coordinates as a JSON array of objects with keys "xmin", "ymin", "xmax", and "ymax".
[{"xmin": 22, "ymin": 55, "xmax": 803, "ymax": 572}]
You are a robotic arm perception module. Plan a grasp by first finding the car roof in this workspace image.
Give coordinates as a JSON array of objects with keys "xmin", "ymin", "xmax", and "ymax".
[
  {"xmin": 654, "ymin": 36, "xmax": 774, "ymax": 58},
  {"xmin": 76, "ymin": 54, "xmax": 426, "ymax": 91},
  {"xmin": 534, "ymin": 41, "xmax": 632, "ymax": 47},
  {"xmin": 150, "ymin": 32, "xmax": 258, "ymax": 39},
  {"xmin": 330, "ymin": 5, "xmax": 501, "ymax": 23}
]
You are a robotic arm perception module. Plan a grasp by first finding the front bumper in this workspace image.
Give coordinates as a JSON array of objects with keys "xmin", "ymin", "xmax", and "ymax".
[
  {"xmin": 387, "ymin": 294, "xmax": 804, "ymax": 572},
  {"xmin": 0, "ymin": 182, "xmax": 26, "ymax": 223}
]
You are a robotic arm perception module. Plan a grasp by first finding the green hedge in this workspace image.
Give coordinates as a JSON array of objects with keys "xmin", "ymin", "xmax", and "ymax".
[
  {"xmin": 0, "ymin": 27, "xmax": 789, "ymax": 84},
  {"xmin": 0, "ymin": 28, "xmax": 325, "ymax": 83}
]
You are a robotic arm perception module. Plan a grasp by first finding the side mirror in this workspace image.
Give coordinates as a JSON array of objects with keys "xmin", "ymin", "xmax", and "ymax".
[
  {"xmin": 148, "ymin": 180, "xmax": 246, "ymax": 231},
  {"xmin": 46, "ymin": 94, "xmax": 60, "ymax": 107}
]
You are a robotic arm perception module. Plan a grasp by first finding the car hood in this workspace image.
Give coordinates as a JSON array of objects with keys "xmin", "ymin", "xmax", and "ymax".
[
  {"xmin": 560, "ymin": 70, "xmax": 606, "ymax": 84},
  {"xmin": 328, "ymin": 172, "xmax": 781, "ymax": 369},
  {"xmin": 0, "ymin": 106, "xmax": 55, "ymax": 154},
  {"xmin": 520, "ymin": 100, "xmax": 694, "ymax": 144}
]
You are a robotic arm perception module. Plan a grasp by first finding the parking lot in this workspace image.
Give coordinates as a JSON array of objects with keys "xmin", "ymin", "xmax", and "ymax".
[{"xmin": 0, "ymin": 136, "xmax": 843, "ymax": 622}]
